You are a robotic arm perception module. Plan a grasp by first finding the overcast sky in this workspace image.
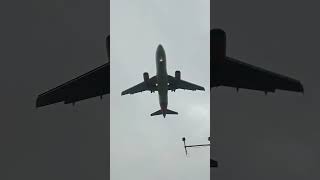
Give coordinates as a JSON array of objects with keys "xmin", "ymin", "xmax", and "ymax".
[
  {"xmin": 110, "ymin": 0, "xmax": 210, "ymax": 179},
  {"xmin": 211, "ymin": 0, "xmax": 320, "ymax": 179}
]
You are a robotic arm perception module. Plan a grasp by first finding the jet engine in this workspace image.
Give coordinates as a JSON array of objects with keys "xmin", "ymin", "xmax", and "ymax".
[
  {"xmin": 175, "ymin": 71, "xmax": 181, "ymax": 80},
  {"xmin": 212, "ymin": 29, "xmax": 226, "ymax": 64},
  {"xmin": 143, "ymin": 72, "xmax": 149, "ymax": 83}
]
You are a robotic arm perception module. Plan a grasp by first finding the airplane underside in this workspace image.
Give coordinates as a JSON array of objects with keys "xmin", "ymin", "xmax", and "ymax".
[{"xmin": 121, "ymin": 44, "xmax": 205, "ymax": 118}]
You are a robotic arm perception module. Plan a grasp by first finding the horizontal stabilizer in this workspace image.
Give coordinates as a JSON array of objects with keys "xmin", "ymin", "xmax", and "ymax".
[
  {"xmin": 151, "ymin": 110, "xmax": 162, "ymax": 116},
  {"xmin": 166, "ymin": 109, "xmax": 178, "ymax": 115},
  {"xmin": 150, "ymin": 109, "xmax": 178, "ymax": 116}
]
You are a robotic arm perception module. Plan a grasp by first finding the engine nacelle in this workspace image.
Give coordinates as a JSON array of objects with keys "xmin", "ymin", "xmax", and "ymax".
[
  {"xmin": 143, "ymin": 72, "xmax": 149, "ymax": 83},
  {"xmin": 212, "ymin": 29, "xmax": 226, "ymax": 64},
  {"xmin": 175, "ymin": 71, "xmax": 181, "ymax": 80}
]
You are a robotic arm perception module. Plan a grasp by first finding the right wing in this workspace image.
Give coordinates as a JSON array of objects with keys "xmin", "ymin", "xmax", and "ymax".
[
  {"xmin": 121, "ymin": 76, "xmax": 157, "ymax": 95},
  {"xmin": 36, "ymin": 63, "xmax": 109, "ymax": 107},
  {"xmin": 211, "ymin": 57, "xmax": 304, "ymax": 93},
  {"xmin": 167, "ymin": 75, "xmax": 205, "ymax": 91}
]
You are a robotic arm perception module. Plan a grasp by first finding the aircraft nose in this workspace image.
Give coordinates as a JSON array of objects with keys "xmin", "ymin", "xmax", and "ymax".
[
  {"xmin": 157, "ymin": 44, "xmax": 164, "ymax": 52},
  {"xmin": 156, "ymin": 44, "xmax": 165, "ymax": 60}
]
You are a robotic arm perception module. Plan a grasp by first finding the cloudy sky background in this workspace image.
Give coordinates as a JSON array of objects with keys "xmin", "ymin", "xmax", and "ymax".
[{"xmin": 110, "ymin": 0, "xmax": 210, "ymax": 179}]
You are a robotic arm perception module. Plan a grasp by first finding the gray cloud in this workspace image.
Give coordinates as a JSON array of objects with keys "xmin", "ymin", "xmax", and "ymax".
[{"xmin": 111, "ymin": 0, "xmax": 210, "ymax": 179}]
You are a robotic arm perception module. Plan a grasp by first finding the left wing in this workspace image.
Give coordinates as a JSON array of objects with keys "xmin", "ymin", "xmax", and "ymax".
[
  {"xmin": 121, "ymin": 76, "xmax": 157, "ymax": 95},
  {"xmin": 168, "ymin": 75, "xmax": 205, "ymax": 91},
  {"xmin": 36, "ymin": 63, "xmax": 109, "ymax": 107}
]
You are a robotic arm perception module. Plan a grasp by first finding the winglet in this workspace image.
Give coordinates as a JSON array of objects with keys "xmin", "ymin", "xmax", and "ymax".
[{"xmin": 299, "ymin": 82, "xmax": 304, "ymax": 94}]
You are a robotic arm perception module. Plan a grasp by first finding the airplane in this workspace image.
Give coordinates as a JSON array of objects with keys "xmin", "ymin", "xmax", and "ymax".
[
  {"xmin": 36, "ymin": 29, "xmax": 303, "ymax": 108},
  {"xmin": 211, "ymin": 28, "xmax": 304, "ymax": 93},
  {"xmin": 121, "ymin": 44, "xmax": 205, "ymax": 117},
  {"xmin": 36, "ymin": 35, "xmax": 110, "ymax": 108}
]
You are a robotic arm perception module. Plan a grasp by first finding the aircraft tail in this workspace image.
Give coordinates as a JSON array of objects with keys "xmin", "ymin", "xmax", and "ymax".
[
  {"xmin": 150, "ymin": 109, "xmax": 178, "ymax": 117},
  {"xmin": 151, "ymin": 110, "xmax": 162, "ymax": 116},
  {"xmin": 166, "ymin": 109, "xmax": 178, "ymax": 115}
]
